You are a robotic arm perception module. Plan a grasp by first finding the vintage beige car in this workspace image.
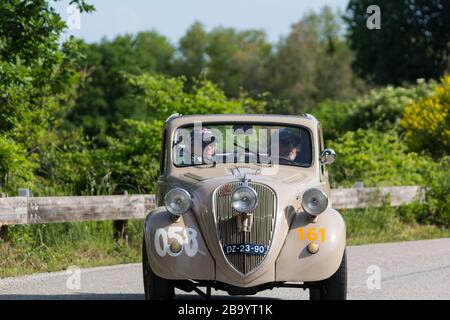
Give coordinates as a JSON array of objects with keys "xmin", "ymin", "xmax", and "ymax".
[{"xmin": 143, "ymin": 114, "xmax": 346, "ymax": 300}]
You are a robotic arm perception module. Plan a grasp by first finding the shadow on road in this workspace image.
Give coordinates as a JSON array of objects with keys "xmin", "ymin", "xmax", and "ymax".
[
  {"xmin": 0, "ymin": 293, "xmax": 144, "ymax": 300},
  {"xmin": 0, "ymin": 293, "xmax": 281, "ymax": 300}
]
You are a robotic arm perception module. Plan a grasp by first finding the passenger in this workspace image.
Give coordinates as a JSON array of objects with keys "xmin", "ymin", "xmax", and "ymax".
[{"xmin": 273, "ymin": 128, "xmax": 301, "ymax": 164}]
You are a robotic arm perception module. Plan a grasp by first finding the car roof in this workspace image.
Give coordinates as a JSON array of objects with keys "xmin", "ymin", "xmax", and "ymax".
[{"xmin": 165, "ymin": 114, "xmax": 319, "ymax": 130}]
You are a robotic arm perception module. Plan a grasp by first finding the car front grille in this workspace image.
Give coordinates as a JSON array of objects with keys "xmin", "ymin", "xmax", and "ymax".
[{"xmin": 214, "ymin": 181, "xmax": 276, "ymax": 274}]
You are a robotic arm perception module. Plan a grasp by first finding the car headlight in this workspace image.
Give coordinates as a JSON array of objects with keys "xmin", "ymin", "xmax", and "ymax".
[
  {"xmin": 302, "ymin": 188, "xmax": 328, "ymax": 216},
  {"xmin": 165, "ymin": 188, "xmax": 192, "ymax": 216},
  {"xmin": 231, "ymin": 186, "xmax": 257, "ymax": 213}
]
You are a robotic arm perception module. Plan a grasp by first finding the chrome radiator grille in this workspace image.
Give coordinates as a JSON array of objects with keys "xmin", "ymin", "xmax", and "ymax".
[{"xmin": 214, "ymin": 182, "xmax": 276, "ymax": 274}]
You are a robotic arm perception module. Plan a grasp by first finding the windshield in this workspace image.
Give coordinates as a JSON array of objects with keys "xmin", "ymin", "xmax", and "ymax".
[{"xmin": 172, "ymin": 123, "xmax": 312, "ymax": 167}]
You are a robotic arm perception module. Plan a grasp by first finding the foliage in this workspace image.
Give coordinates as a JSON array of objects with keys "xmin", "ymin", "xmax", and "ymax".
[
  {"xmin": 315, "ymin": 79, "xmax": 437, "ymax": 140},
  {"xmin": 175, "ymin": 22, "xmax": 209, "ymax": 82},
  {"xmin": 0, "ymin": 136, "xmax": 37, "ymax": 192},
  {"xmin": 204, "ymin": 28, "xmax": 273, "ymax": 98},
  {"xmin": 397, "ymin": 157, "xmax": 450, "ymax": 227},
  {"xmin": 328, "ymin": 129, "xmax": 433, "ymax": 187},
  {"xmin": 345, "ymin": 0, "xmax": 450, "ymax": 85},
  {"xmin": 269, "ymin": 7, "xmax": 365, "ymax": 113},
  {"xmin": 329, "ymin": 129, "xmax": 449, "ymax": 226},
  {"xmin": 422, "ymin": 157, "xmax": 450, "ymax": 226},
  {"xmin": 0, "ymin": 0, "xmax": 92, "ymax": 139},
  {"xmin": 401, "ymin": 76, "xmax": 450, "ymax": 156},
  {"xmin": 0, "ymin": 0, "xmax": 92, "ymax": 194},
  {"xmin": 102, "ymin": 119, "xmax": 162, "ymax": 194},
  {"xmin": 128, "ymin": 73, "xmax": 257, "ymax": 118},
  {"xmin": 66, "ymin": 32, "xmax": 175, "ymax": 144}
]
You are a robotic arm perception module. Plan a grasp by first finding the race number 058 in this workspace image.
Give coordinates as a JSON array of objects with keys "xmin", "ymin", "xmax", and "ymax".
[{"xmin": 154, "ymin": 226, "xmax": 199, "ymax": 257}]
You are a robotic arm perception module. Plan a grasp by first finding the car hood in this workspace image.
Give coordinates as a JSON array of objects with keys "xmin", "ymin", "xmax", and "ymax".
[
  {"xmin": 170, "ymin": 164, "xmax": 316, "ymax": 186},
  {"xmin": 166, "ymin": 164, "xmax": 321, "ymax": 217}
]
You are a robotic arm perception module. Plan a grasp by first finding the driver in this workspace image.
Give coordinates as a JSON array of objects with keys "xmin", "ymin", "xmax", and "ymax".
[
  {"xmin": 273, "ymin": 128, "xmax": 301, "ymax": 164},
  {"xmin": 178, "ymin": 127, "xmax": 217, "ymax": 165}
]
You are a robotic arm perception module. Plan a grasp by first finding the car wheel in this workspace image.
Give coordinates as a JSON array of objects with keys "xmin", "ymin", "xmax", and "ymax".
[
  {"xmin": 142, "ymin": 236, "xmax": 175, "ymax": 300},
  {"xmin": 309, "ymin": 249, "xmax": 347, "ymax": 300}
]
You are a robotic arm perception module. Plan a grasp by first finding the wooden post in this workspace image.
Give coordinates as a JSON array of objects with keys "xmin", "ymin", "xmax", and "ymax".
[
  {"xmin": 0, "ymin": 225, "xmax": 8, "ymax": 243},
  {"xmin": 113, "ymin": 191, "xmax": 129, "ymax": 245},
  {"xmin": 113, "ymin": 220, "xmax": 129, "ymax": 245},
  {"xmin": 0, "ymin": 193, "xmax": 7, "ymax": 242}
]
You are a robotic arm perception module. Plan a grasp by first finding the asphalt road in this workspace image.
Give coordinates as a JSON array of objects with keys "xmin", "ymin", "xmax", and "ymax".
[{"xmin": 1, "ymin": 238, "xmax": 449, "ymax": 300}]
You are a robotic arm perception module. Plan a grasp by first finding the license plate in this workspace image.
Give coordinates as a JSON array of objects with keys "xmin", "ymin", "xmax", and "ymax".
[{"xmin": 223, "ymin": 244, "xmax": 268, "ymax": 255}]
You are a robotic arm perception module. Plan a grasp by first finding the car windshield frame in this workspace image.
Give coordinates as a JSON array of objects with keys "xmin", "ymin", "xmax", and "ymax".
[{"xmin": 171, "ymin": 121, "xmax": 314, "ymax": 169}]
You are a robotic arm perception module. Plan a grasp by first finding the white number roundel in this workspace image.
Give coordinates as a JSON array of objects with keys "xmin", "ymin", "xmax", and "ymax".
[{"xmin": 154, "ymin": 226, "xmax": 199, "ymax": 257}]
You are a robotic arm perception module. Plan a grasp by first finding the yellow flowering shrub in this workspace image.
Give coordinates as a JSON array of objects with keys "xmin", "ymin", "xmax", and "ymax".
[{"xmin": 401, "ymin": 76, "xmax": 450, "ymax": 156}]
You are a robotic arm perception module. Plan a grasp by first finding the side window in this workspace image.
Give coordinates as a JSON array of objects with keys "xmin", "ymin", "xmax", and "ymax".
[{"xmin": 159, "ymin": 127, "xmax": 167, "ymax": 175}]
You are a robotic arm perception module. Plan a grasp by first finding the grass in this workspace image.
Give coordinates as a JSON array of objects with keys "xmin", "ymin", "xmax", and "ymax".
[
  {"xmin": 1, "ymin": 208, "xmax": 449, "ymax": 278},
  {"xmin": 344, "ymin": 206, "xmax": 450, "ymax": 245},
  {"xmin": 0, "ymin": 220, "xmax": 143, "ymax": 278}
]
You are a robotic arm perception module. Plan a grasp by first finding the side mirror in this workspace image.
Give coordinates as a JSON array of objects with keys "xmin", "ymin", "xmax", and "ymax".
[{"xmin": 320, "ymin": 148, "xmax": 336, "ymax": 165}]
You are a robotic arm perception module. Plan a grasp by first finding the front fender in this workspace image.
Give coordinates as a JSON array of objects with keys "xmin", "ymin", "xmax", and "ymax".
[
  {"xmin": 144, "ymin": 207, "xmax": 215, "ymax": 280},
  {"xmin": 275, "ymin": 208, "xmax": 346, "ymax": 282}
]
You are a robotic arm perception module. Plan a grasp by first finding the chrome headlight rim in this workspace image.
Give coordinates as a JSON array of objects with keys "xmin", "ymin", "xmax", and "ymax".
[
  {"xmin": 164, "ymin": 187, "xmax": 192, "ymax": 216},
  {"xmin": 231, "ymin": 186, "xmax": 258, "ymax": 213},
  {"xmin": 301, "ymin": 188, "xmax": 328, "ymax": 216}
]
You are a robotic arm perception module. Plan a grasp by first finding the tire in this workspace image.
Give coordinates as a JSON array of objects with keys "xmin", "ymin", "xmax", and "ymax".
[
  {"xmin": 142, "ymin": 236, "xmax": 175, "ymax": 300},
  {"xmin": 309, "ymin": 249, "xmax": 347, "ymax": 300}
]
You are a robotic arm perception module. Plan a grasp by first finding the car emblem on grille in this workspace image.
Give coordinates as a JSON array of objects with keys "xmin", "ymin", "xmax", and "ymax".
[{"xmin": 218, "ymin": 183, "xmax": 235, "ymax": 196}]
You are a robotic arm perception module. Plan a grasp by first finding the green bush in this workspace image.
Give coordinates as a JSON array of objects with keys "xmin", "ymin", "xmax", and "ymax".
[
  {"xmin": 328, "ymin": 129, "xmax": 432, "ymax": 187},
  {"xmin": 397, "ymin": 157, "xmax": 450, "ymax": 227},
  {"xmin": 315, "ymin": 79, "xmax": 437, "ymax": 141},
  {"xmin": 401, "ymin": 76, "xmax": 450, "ymax": 156},
  {"xmin": 329, "ymin": 128, "xmax": 449, "ymax": 226},
  {"xmin": 424, "ymin": 158, "xmax": 450, "ymax": 226},
  {"xmin": 0, "ymin": 135, "xmax": 37, "ymax": 194}
]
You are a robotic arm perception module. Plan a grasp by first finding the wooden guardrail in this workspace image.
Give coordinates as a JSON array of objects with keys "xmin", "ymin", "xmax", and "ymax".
[
  {"xmin": 0, "ymin": 186, "xmax": 424, "ymax": 241},
  {"xmin": 330, "ymin": 186, "xmax": 424, "ymax": 209},
  {"xmin": 0, "ymin": 194, "xmax": 156, "ymax": 226}
]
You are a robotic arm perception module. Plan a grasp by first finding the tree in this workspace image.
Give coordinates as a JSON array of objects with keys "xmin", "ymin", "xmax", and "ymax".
[
  {"xmin": 269, "ymin": 7, "xmax": 363, "ymax": 114},
  {"xmin": 174, "ymin": 22, "xmax": 209, "ymax": 82},
  {"xmin": 65, "ymin": 31, "xmax": 176, "ymax": 144},
  {"xmin": 134, "ymin": 31, "xmax": 175, "ymax": 75},
  {"xmin": 174, "ymin": 22, "xmax": 273, "ymax": 98},
  {"xmin": 345, "ymin": 0, "xmax": 450, "ymax": 85},
  {"xmin": 205, "ymin": 28, "xmax": 272, "ymax": 97},
  {"xmin": 0, "ymin": 0, "xmax": 93, "ymax": 193}
]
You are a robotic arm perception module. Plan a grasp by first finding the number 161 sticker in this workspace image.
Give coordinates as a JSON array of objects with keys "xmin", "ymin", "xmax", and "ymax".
[{"xmin": 297, "ymin": 227, "xmax": 326, "ymax": 242}]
